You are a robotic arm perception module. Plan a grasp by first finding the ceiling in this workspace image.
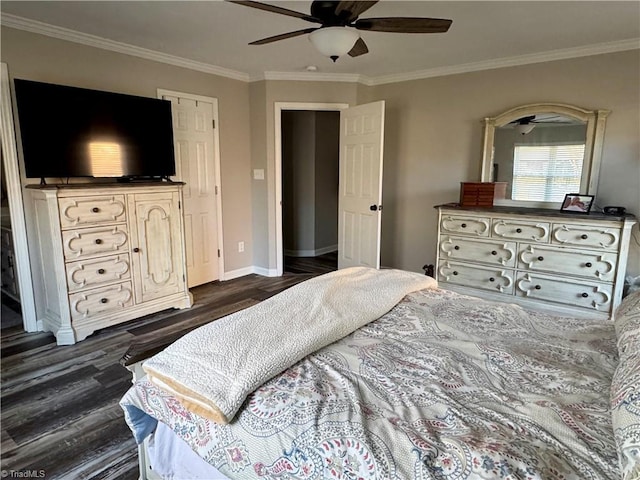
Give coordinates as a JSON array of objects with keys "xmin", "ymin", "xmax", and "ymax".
[{"xmin": 2, "ymin": 1, "xmax": 639, "ymax": 83}]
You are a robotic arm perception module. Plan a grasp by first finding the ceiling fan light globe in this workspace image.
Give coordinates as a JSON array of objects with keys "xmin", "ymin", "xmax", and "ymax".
[
  {"xmin": 309, "ymin": 27, "xmax": 359, "ymax": 60},
  {"xmin": 515, "ymin": 123, "xmax": 536, "ymax": 135}
]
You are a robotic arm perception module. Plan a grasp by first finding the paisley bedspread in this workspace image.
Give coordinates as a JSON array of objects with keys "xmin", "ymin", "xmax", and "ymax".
[{"xmin": 121, "ymin": 287, "xmax": 627, "ymax": 479}]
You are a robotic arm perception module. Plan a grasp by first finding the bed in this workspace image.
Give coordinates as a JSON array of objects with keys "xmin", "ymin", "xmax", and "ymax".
[{"xmin": 120, "ymin": 267, "xmax": 640, "ymax": 480}]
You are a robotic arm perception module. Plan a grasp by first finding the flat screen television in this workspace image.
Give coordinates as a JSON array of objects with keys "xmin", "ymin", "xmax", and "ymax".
[{"xmin": 14, "ymin": 79, "xmax": 176, "ymax": 181}]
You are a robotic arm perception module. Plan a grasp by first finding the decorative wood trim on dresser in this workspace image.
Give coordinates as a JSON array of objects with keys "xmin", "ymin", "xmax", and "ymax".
[
  {"xmin": 27, "ymin": 183, "xmax": 193, "ymax": 345},
  {"xmin": 435, "ymin": 204, "xmax": 636, "ymax": 320}
]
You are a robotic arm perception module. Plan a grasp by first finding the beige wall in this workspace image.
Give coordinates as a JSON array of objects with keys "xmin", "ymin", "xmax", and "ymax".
[
  {"xmin": 1, "ymin": 27, "xmax": 254, "ymax": 273},
  {"xmin": 250, "ymin": 80, "xmax": 358, "ymax": 270},
  {"xmin": 314, "ymin": 111, "xmax": 340, "ymax": 249},
  {"xmin": 2, "ymin": 26, "xmax": 638, "ymax": 282},
  {"xmin": 281, "ymin": 111, "xmax": 339, "ymax": 254},
  {"xmin": 368, "ymin": 50, "xmax": 640, "ymax": 276},
  {"xmin": 282, "ymin": 111, "xmax": 316, "ymax": 252}
]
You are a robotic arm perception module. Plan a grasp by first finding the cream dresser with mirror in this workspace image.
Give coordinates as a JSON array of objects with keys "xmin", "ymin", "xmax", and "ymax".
[
  {"xmin": 28, "ymin": 183, "xmax": 192, "ymax": 345},
  {"xmin": 435, "ymin": 204, "xmax": 636, "ymax": 320}
]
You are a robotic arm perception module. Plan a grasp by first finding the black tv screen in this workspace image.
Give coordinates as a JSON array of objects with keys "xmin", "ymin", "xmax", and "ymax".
[{"xmin": 14, "ymin": 79, "xmax": 176, "ymax": 179}]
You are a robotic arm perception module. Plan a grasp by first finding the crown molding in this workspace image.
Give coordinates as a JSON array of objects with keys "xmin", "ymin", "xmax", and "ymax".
[
  {"xmin": 258, "ymin": 70, "xmax": 369, "ymax": 84},
  {"xmin": 0, "ymin": 14, "xmax": 250, "ymax": 82},
  {"xmin": 2, "ymin": 13, "xmax": 637, "ymax": 87},
  {"xmin": 369, "ymin": 38, "xmax": 640, "ymax": 86}
]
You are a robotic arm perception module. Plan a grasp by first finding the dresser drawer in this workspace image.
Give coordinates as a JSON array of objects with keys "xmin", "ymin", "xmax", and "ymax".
[
  {"xmin": 518, "ymin": 245, "xmax": 617, "ymax": 282},
  {"xmin": 59, "ymin": 195, "xmax": 127, "ymax": 229},
  {"xmin": 439, "ymin": 236, "xmax": 517, "ymax": 267},
  {"xmin": 515, "ymin": 273, "xmax": 613, "ymax": 312},
  {"xmin": 62, "ymin": 225, "xmax": 129, "ymax": 261},
  {"xmin": 65, "ymin": 254, "xmax": 131, "ymax": 292},
  {"xmin": 492, "ymin": 219, "xmax": 550, "ymax": 243},
  {"xmin": 551, "ymin": 223, "xmax": 621, "ymax": 250},
  {"xmin": 438, "ymin": 261, "xmax": 514, "ymax": 294},
  {"xmin": 68, "ymin": 281, "xmax": 134, "ymax": 321},
  {"xmin": 440, "ymin": 215, "xmax": 490, "ymax": 237}
]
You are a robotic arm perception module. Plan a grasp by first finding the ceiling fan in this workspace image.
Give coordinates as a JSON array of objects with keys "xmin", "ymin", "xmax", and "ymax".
[
  {"xmin": 510, "ymin": 114, "xmax": 577, "ymax": 135},
  {"xmin": 227, "ymin": 1, "xmax": 453, "ymax": 62}
]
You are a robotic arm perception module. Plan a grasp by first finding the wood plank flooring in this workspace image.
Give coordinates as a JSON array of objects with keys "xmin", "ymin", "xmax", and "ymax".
[
  {"xmin": 1, "ymin": 268, "xmax": 331, "ymax": 479},
  {"xmin": 284, "ymin": 251, "xmax": 337, "ymax": 274}
]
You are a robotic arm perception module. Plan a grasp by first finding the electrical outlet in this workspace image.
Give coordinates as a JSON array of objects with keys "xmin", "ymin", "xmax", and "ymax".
[{"xmin": 238, "ymin": 241, "xmax": 245, "ymax": 253}]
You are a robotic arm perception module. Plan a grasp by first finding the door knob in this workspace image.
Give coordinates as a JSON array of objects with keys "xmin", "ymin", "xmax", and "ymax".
[{"xmin": 370, "ymin": 205, "xmax": 378, "ymax": 211}]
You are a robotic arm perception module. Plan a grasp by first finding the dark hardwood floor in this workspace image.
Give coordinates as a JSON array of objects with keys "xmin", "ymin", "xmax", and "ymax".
[
  {"xmin": 1, "ymin": 269, "xmax": 331, "ymax": 479},
  {"xmin": 284, "ymin": 251, "xmax": 337, "ymax": 274}
]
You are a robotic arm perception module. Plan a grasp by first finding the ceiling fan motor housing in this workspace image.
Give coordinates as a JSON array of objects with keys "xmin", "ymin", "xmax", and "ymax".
[{"xmin": 311, "ymin": 1, "xmax": 352, "ymax": 25}]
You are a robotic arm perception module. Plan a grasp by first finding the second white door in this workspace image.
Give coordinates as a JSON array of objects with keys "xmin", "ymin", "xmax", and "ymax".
[
  {"xmin": 161, "ymin": 92, "xmax": 221, "ymax": 287},
  {"xmin": 338, "ymin": 101, "xmax": 385, "ymax": 269}
]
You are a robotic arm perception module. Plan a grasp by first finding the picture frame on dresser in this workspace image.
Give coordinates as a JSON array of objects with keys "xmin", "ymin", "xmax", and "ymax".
[{"xmin": 560, "ymin": 194, "xmax": 595, "ymax": 214}]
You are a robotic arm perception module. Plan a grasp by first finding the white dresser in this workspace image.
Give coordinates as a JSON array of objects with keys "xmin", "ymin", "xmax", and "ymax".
[
  {"xmin": 435, "ymin": 204, "xmax": 636, "ymax": 320},
  {"xmin": 29, "ymin": 183, "xmax": 192, "ymax": 345}
]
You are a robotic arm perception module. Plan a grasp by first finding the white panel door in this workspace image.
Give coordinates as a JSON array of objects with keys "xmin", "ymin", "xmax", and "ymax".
[
  {"xmin": 338, "ymin": 101, "xmax": 385, "ymax": 269},
  {"xmin": 163, "ymin": 94, "xmax": 219, "ymax": 287}
]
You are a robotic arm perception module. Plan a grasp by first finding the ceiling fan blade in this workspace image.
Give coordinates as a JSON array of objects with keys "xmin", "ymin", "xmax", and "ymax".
[
  {"xmin": 355, "ymin": 17, "xmax": 452, "ymax": 33},
  {"xmin": 348, "ymin": 37, "xmax": 369, "ymax": 57},
  {"xmin": 334, "ymin": 1, "xmax": 379, "ymax": 22},
  {"xmin": 249, "ymin": 28, "xmax": 318, "ymax": 45},
  {"xmin": 226, "ymin": 1, "xmax": 321, "ymax": 23}
]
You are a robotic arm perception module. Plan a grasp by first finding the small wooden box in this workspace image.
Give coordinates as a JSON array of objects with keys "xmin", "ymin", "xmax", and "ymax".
[{"xmin": 460, "ymin": 182, "xmax": 507, "ymax": 207}]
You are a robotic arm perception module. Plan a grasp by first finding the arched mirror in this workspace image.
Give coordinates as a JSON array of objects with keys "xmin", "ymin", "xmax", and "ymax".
[{"xmin": 481, "ymin": 103, "xmax": 609, "ymax": 208}]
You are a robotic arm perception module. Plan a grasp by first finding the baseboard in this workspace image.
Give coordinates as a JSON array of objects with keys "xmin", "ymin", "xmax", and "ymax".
[
  {"xmin": 252, "ymin": 266, "xmax": 279, "ymax": 277},
  {"xmin": 284, "ymin": 245, "xmax": 338, "ymax": 257},
  {"xmin": 223, "ymin": 265, "xmax": 279, "ymax": 280},
  {"xmin": 222, "ymin": 266, "xmax": 256, "ymax": 280}
]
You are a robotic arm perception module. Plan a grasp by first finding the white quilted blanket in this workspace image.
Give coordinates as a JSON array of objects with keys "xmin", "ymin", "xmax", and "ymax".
[{"xmin": 143, "ymin": 267, "xmax": 436, "ymax": 424}]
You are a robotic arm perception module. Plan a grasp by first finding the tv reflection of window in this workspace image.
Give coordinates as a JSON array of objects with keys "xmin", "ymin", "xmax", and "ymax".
[
  {"xmin": 14, "ymin": 79, "xmax": 176, "ymax": 180},
  {"xmin": 88, "ymin": 141, "xmax": 124, "ymax": 177}
]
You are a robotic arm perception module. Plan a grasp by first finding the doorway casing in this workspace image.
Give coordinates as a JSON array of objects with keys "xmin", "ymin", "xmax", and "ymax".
[
  {"xmin": 0, "ymin": 62, "xmax": 37, "ymax": 332},
  {"xmin": 274, "ymin": 102, "xmax": 349, "ymax": 277}
]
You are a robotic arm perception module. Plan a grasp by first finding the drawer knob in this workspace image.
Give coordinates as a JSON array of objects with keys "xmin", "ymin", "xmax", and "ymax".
[
  {"xmin": 537, "ymin": 256, "xmax": 544, "ymax": 261},
  {"xmin": 452, "ymin": 271, "xmax": 459, "ymax": 276},
  {"xmin": 461, "ymin": 223, "xmax": 467, "ymax": 228},
  {"xmin": 581, "ymin": 292, "xmax": 589, "ymax": 298},
  {"xmin": 516, "ymin": 228, "xmax": 522, "ymax": 233},
  {"xmin": 97, "ymin": 268, "xmax": 105, "ymax": 275},
  {"xmin": 100, "ymin": 298, "xmax": 108, "ymax": 304},
  {"xmin": 585, "ymin": 262, "xmax": 593, "ymax": 268},
  {"xmin": 534, "ymin": 285, "xmax": 541, "ymax": 290},
  {"xmin": 133, "ymin": 247, "xmax": 140, "ymax": 253},
  {"xmin": 581, "ymin": 234, "xmax": 588, "ymax": 240},
  {"xmin": 489, "ymin": 277, "xmax": 495, "ymax": 282},
  {"xmin": 95, "ymin": 239, "xmax": 103, "ymax": 245},
  {"xmin": 491, "ymin": 250, "xmax": 497, "ymax": 256},
  {"xmin": 454, "ymin": 245, "xmax": 460, "ymax": 250},
  {"xmin": 92, "ymin": 207, "xmax": 100, "ymax": 213}
]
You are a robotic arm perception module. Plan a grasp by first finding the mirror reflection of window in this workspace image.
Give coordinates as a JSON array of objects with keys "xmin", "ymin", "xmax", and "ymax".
[
  {"xmin": 493, "ymin": 115, "xmax": 587, "ymax": 202},
  {"xmin": 512, "ymin": 144, "xmax": 585, "ymax": 202}
]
